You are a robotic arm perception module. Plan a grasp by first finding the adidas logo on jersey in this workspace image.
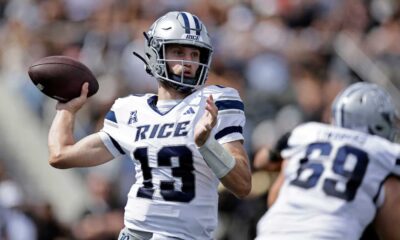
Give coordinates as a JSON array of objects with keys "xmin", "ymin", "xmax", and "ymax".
[{"xmin": 183, "ymin": 107, "xmax": 195, "ymax": 115}]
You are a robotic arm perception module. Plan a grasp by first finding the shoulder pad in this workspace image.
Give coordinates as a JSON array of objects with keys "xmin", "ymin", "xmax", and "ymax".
[
  {"xmin": 202, "ymin": 85, "xmax": 241, "ymax": 101},
  {"xmin": 113, "ymin": 94, "xmax": 154, "ymax": 108}
]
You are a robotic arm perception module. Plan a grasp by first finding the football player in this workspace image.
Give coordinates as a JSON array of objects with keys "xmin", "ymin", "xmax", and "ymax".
[
  {"xmin": 48, "ymin": 11, "xmax": 251, "ymax": 240},
  {"xmin": 256, "ymin": 82, "xmax": 400, "ymax": 239}
]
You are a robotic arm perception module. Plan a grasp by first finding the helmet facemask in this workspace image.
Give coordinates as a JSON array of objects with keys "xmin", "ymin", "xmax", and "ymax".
[{"xmin": 155, "ymin": 42, "xmax": 212, "ymax": 91}]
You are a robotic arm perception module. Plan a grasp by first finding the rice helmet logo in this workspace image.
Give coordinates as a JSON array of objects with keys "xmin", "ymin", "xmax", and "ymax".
[{"xmin": 185, "ymin": 34, "xmax": 200, "ymax": 41}]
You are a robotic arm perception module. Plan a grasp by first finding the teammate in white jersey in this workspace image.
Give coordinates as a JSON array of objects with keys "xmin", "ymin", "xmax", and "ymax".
[
  {"xmin": 256, "ymin": 82, "xmax": 400, "ymax": 240},
  {"xmin": 47, "ymin": 11, "xmax": 251, "ymax": 240}
]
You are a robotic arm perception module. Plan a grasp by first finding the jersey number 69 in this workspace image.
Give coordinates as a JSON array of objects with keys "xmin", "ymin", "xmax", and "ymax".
[{"xmin": 290, "ymin": 142, "xmax": 369, "ymax": 201}]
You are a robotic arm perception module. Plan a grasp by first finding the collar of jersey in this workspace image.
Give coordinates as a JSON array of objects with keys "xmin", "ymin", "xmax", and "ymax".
[{"xmin": 147, "ymin": 95, "xmax": 182, "ymax": 116}]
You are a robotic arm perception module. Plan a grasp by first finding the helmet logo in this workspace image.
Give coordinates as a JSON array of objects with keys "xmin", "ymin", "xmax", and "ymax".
[
  {"xmin": 155, "ymin": 65, "xmax": 163, "ymax": 75},
  {"xmin": 186, "ymin": 35, "xmax": 199, "ymax": 40},
  {"xmin": 151, "ymin": 39, "xmax": 160, "ymax": 49}
]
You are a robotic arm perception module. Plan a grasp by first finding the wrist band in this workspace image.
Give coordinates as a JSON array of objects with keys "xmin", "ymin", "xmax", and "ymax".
[{"xmin": 198, "ymin": 137, "xmax": 236, "ymax": 178}]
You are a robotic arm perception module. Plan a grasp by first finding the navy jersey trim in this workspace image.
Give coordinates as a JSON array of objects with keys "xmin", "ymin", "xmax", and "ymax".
[
  {"xmin": 105, "ymin": 111, "xmax": 117, "ymax": 123},
  {"xmin": 105, "ymin": 132, "xmax": 125, "ymax": 155},
  {"xmin": 147, "ymin": 95, "xmax": 163, "ymax": 115},
  {"xmin": 373, "ymin": 174, "xmax": 391, "ymax": 204},
  {"xmin": 215, "ymin": 126, "xmax": 243, "ymax": 140},
  {"xmin": 215, "ymin": 100, "xmax": 244, "ymax": 111},
  {"xmin": 396, "ymin": 158, "xmax": 400, "ymax": 165},
  {"xmin": 147, "ymin": 95, "xmax": 181, "ymax": 116}
]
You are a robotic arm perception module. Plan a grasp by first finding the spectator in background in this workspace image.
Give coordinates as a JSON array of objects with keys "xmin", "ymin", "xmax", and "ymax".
[
  {"xmin": 71, "ymin": 171, "xmax": 124, "ymax": 240},
  {"xmin": 33, "ymin": 201, "xmax": 71, "ymax": 240},
  {"xmin": 0, "ymin": 162, "xmax": 37, "ymax": 240}
]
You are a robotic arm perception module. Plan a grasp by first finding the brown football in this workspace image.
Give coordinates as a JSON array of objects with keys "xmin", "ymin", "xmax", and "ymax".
[{"xmin": 28, "ymin": 56, "xmax": 99, "ymax": 102}]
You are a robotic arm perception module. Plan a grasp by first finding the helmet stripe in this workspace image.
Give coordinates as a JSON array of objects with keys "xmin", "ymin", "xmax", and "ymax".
[
  {"xmin": 179, "ymin": 12, "xmax": 191, "ymax": 34},
  {"xmin": 193, "ymin": 15, "xmax": 201, "ymax": 35},
  {"xmin": 338, "ymin": 90, "xmax": 352, "ymax": 127},
  {"xmin": 332, "ymin": 92, "xmax": 344, "ymax": 127},
  {"xmin": 337, "ymin": 84, "xmax": 364, "ymax": 127},
  {"xmin": 339, "ymin": 101, "xmax": 345, "ymax": 127}
]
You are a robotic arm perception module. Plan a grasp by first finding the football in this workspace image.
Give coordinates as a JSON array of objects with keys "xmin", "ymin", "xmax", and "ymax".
[{"xmin": 28, "ymin": 56, "xmax": 99, "ymax": 102}]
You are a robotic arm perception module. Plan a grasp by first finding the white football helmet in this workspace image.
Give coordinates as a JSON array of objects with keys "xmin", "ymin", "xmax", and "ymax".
[
  {"xmin": 331, "ymin": 82, "xmax": 399, "ymax": 141},
  {"xmin": 135, "ymin": 11, "xmax": 213, "ymax": 93}
]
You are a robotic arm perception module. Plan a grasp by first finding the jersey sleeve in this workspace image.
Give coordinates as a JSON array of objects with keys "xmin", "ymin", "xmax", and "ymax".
[
  {"xmin": 99, "ymin": 97, "xmax": 128, "ymax": 158},
  {"xmin": 369, "ymin": 138, "xmax": 400, "ymax": 176},
  {"xmin": 280, "ymin": 122, "xmax": 319, "ymax": 160},
  {"xmin": 210, "ymin": 86, "xmax": 245, "ymax": 144},
  {"xmin": 393, "ymin": 160, "xmax": 400, "ymax": 176}
]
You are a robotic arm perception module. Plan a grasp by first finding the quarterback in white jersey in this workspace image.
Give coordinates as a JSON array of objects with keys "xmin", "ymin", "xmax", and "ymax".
[
  {"xmin": 256, "ymin": 82, "xmax": 400, "ymax": 240},
  {"xmin": 47, "ymin": 11, "xmax": 251, "ymax": 240},
  {"xmin": 100, "ymin": 85, "xmax": 246, "ymax": 239}
]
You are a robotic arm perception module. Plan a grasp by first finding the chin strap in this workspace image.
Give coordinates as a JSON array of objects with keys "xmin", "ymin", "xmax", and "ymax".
[
  {"xmin": 132, "ymin": 32, "xmax": 153, "ymax": 76},
  {"xmin": 132, "ymin": 52, "xmax": 147, "ymax": 64},
  {"xmin": 132, "ymin": 51, "xmax": 153, "ymax": 76},
  {"xmin": 161, "ymin": 79, "xmax": 194, "ymax": 94}
]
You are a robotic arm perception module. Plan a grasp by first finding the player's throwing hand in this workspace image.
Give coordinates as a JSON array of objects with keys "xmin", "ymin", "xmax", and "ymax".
[
  {"xmin": 194, "ymin": 95, "xmax": 218, "ymax": 147},
  {"xmin": 56, "ymin": 82, "xmax": 89, "ymax": 113}
]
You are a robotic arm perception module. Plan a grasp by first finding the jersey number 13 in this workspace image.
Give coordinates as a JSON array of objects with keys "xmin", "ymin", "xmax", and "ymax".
[{"xmin": 134, "ymin": 145, "xmax": 195, "ymax": 203}]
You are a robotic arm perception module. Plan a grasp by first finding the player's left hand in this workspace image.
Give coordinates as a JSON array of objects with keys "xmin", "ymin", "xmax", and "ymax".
[{"xmin": 195, "ymin": 95, "xmax": 218, "ymax": 147}]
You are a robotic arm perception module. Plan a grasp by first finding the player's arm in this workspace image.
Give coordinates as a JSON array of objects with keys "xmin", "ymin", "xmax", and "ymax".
[
  {"xmin": 48, "ymin": 83, "xmax": 114, "ymax": 169},
  {"xmin": 267, "ymin": 159, "xmax": 287, "ymax": 207},
  {"xmin": 260, "ymin": 132, "xmax": 291, "ymax": 206},
  {"xmin": 195, "ymin": 95, "xmax": 251, "ymax": 198},
  {"xmin": 253, "ymin": 132, "xmax": 290, "ymax": 171},
  {"xmin": 373, "ymin": 176, "xmax": 400, "ymax": 239},
  {"xmin": 219, "ymin": 140, "xmax": 251, "ymax": 198}
]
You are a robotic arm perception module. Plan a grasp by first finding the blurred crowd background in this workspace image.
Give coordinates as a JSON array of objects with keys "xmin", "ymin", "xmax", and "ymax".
[{"xmin": 1, "ymin": 0, "xmax": 400, "ymax": 239}]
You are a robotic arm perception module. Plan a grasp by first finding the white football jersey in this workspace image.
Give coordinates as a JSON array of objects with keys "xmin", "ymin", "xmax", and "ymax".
[
  {"xmin": 257, "ymin": 122, "xmax": 400, "ymax": 240},
  {"xmin": 99, "ymin": 85, "xmax": 245, "ymax": 240}
]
